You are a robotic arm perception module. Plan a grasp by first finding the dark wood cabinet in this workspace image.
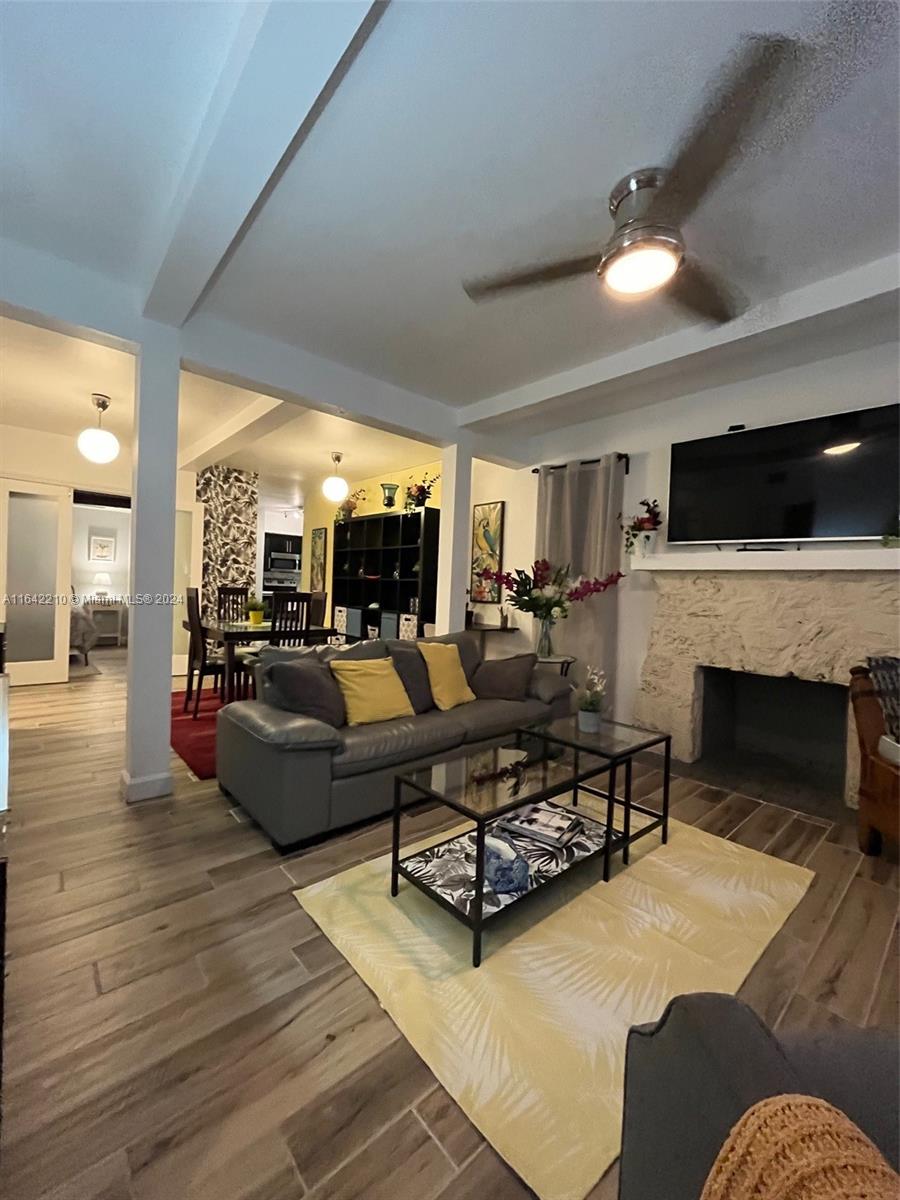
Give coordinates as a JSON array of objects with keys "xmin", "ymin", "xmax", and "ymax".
[
  {"xmin": 263, "ymin": 532, "xmax": 302, "ymax": 564},
  {"xmin": 332, "ymin": 508, "xmax": 439, "ymax": 638}
]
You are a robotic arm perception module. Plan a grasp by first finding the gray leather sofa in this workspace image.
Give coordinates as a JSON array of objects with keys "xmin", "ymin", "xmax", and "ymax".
[
  {"xmin": 216, "ymin": 631, "xmax": 573, "ymax": 849},
  {"xmin": 619, "ymin": 992, "xmax": 899, "ymax": 1200}
]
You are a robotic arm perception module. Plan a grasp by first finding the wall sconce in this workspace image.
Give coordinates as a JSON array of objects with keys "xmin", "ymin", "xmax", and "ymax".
[{"xmin": 381, "ymin": 482, "xmax": 399, "ymax": 509}]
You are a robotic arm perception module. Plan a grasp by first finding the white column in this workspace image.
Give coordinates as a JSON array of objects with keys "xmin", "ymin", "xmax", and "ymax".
[
  {"xmin": 435, "ymin": 435, "xmax": 473, "ymax": 634},
  {"xmin": 121, "ymin": 324, "xmax": 181, "ymax": 802}
]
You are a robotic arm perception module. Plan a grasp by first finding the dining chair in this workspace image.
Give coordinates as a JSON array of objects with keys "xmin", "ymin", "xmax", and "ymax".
[
  {"xmin": 305, "ymin": 591, "xmax": 329, "ymax": 644},
  {"xmin": 269, "ymin": 591, "xmax": 311, "ymax": 647},
  {"xmin": 185, "ymin": 587, "xmax": 225, "ymax": 718},
  {"xmin": 217, "ymin": 585, "xmax": 249, "ymax": 622}
]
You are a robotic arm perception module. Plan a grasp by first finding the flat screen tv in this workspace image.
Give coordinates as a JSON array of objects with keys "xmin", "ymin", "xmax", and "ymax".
[{"xmin": 667, "ymin": 404, "xmax": 899, "ymax": 544}]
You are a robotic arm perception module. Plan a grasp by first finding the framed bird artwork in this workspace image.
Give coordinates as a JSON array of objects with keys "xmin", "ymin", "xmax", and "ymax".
[{"xmin": 471, "ymin": 501, "xmax": 505, "ymax": 602}]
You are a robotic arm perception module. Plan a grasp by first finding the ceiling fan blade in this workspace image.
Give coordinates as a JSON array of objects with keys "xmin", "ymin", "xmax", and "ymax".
[
  {"xmin": 666, "ymin": 258, "xmax": 743, "ymax": 325},
  {"xmin": 463, "ymin": 253, "xmax": 600, "ymax": 301},
  {"xmin": 649, "ymin": 2, "xmax": 896, "ymax": 227},
  {"xmin": 646, "ymin": 34, "xmax": 804, "ymax": 227}
]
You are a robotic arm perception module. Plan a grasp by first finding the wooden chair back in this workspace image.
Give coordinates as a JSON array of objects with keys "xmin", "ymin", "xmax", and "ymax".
[
  {"xmin": 309, "ymin": 591, "xmax": 327, "ymax": 628},
  {"xmin": 270, "ymin": 591, "xmax": 311, "ymax": 646},
  {"xmin": 186, "ymin": 587, "xmax": 207, "ymax": 664},
  {"xmin": 217, "ymin": 585, "xmax": 249, "ymax": 623}
]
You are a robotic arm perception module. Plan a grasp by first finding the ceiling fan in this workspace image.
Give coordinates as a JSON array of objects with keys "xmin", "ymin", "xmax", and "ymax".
[{"xmin": 462, "ymin": 2, "xmax": 894, "ymax": 325}]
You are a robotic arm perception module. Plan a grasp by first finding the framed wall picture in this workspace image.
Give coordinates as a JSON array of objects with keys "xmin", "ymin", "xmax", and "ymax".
[
  {"xmin": 88, "ymin": 532, "xmax": 116, "ymax": 563},
  {"xmin": 470, "ymin": 500, "xmax": 505, "ymax": 602},
  {"xmin": 310, "ymin": 526, "xmax": 328, "ymax": 593}
]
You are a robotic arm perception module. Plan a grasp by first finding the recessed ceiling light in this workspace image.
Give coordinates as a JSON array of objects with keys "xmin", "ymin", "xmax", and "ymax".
[{"xmin": 823, "ymin": 441, "xmax": 861, "ymax": 456}]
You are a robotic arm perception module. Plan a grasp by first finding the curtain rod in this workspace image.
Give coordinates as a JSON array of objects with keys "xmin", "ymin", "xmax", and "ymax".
[{"xmin": 531, "ymin": 453, "xmax": 629, "ymax": 476}]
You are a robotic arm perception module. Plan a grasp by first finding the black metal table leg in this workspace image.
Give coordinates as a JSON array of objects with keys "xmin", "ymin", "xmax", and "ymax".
[
  {"xmin": 572, "ymin": 746, "xmax": 579, "ymax": 808},
  {"xmin": 603, "ymin": 760, "xmax": 617, "ymax": 882},
  {"xmin": 390, "ymin": 777, "xmax": 402, "ymax": 897},
  {"xmin": 472, "ymin": 820, "xmax": 486, "ymax": 967},
  {"xmin": 662, "ymin": 737, "xmax": 671, "ymax": 844},
  {"xmin": 623, "ymin": 756, "xmax": 632, "ymax": 865}
]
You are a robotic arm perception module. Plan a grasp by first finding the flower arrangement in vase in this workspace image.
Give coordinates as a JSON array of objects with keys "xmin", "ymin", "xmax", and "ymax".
[
  {"xmin": 480, "ymin": 559, "xmax": 623, "ymax": 657},
  {"xmin": 404, "ymin": 470, "xmax": 440, "ymax": 511},
  {"xmin": 336, "ymin": 488, "xmax": 366, "ymax": 522},
  {"xmin": 621, "ymin": 498, "xmax": 663, "ymax": 556},
  {"xmin": 577, "ymin": 665, "xmax": 606, "ymax": 732}
]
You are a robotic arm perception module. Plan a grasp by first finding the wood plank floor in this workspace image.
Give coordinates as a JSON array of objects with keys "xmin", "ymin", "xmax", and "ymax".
[{"xmin": 2, "ymin": 657, "xmax": 897, "ymax": 1200}]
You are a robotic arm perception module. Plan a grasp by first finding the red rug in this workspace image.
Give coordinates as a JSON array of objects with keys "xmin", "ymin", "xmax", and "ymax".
[{"xmin": 170, "ymin": 688, "xmax": 222, "ymax": 779}]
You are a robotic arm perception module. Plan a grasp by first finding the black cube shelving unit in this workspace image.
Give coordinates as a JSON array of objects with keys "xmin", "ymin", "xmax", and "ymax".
[{"xmin": 332, "ymin": 508, "xmax": 439, "ymax": 639}]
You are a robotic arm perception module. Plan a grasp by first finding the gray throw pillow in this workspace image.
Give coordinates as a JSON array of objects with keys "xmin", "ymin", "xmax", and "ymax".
[
  {"xmin": 472, "ymin": 653, "xmax": 537, "ymax": 701},
  {"xmin": 386, "ymin": 639, "xmax": 434, "ymax": 713},
  {"xmin": 266, "ymin": 661, "xmax": 346, "ymax": 728}
]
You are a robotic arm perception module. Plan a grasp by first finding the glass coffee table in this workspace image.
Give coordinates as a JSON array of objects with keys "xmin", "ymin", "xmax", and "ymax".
[{"xmin": 391, "ymin": 717, "xmax": 670, "ymax": 967}]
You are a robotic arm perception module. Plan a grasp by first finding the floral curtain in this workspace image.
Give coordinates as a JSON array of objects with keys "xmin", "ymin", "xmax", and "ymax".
[{"xmin": 535, "ymin": 456, "xmax": 625, "ymax": 698}]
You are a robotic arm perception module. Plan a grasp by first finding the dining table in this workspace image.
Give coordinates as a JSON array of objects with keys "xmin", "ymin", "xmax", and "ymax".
[{"xmin": 183, "ymin": 619, "xmax": 336, "ymax": 703}]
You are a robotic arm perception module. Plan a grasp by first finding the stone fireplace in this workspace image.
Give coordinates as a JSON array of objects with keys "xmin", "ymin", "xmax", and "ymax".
[{"xmin": 633, "ymin": 570, "xmax": 899, "ymax": 805}]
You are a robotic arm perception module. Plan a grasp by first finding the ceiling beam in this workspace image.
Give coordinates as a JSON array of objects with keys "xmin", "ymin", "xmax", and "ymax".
[
  {"xmin": 456, "ymin": 255, "xmax": 900, "ymax": 433},
  {"xmin": 177, "ymin": 395, "xmax": 296, "ymax": 472},
  {"xmin": 142, "ymin": 1, "xmax": 384, "ymax": 327}
]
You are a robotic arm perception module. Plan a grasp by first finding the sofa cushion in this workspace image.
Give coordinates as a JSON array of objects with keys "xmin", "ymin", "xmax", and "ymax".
[
  {"xmin": 529, "ymin": 666, "xmax": 575, "ymax": 706},
  {"xmin": 447, "ymin": 696, "xmax": 550, "ymax": 742},
  {"xmin": 266, "ymin": 661, "xmax": 346, "ymax": 727},
  {"xmin": 419, "ymin": 641, "xmax": 476, "ymax": 711},
  {"xmin": 332, "ymin": 710, "xmax": 466, "ymax": 779},
  {"xmin": 329, "ymin": 658, "xmax": 415, "ymax": 726},
  {"xmin": 472, "ymin": 653, "xmax": 537, "ymax": 701},
  {"xmin": 320, "ymin": 638, "xmax": 388, "ymax": 663},
  {"xmin": 420, "ymin": 630, "xmax": 481, "ymax": 682},
  {"xmin": 386, "ymin": 639, "xmax": 434, "ymax": 713}
]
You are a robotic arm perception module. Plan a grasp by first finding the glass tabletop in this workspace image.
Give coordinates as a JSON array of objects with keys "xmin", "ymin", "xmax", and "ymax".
[
  {"xmin": 400, "ymin": 741, "xmax": 605, "ymax": 821},
  {"xmin": 523, "ymin": 715, "xmax": 668, "ymax": 759}
]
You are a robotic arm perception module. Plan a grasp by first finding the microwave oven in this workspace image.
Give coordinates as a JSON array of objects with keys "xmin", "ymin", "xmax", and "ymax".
[{"xmin": 268, "ymin": 550, "xmax": 300, "ymax": 571}]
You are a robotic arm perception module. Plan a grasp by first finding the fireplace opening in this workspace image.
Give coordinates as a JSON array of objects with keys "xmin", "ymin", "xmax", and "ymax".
[{"xmin": 700, "ymin": 667, "xmax": 848, "ymax": 806}]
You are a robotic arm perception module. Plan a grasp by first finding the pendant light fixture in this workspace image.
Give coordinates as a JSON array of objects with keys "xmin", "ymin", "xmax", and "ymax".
[
  {"xmin": 77, "ymin": 393, "xmax": 120, "ymax": 464},
  {"xmin": 322, "ymin": 451, "xmax": 349, "ymax": 502}
]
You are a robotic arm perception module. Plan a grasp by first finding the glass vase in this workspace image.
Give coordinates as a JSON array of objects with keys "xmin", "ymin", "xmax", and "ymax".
[{"xmin": 536, "ymin": 616, "xmax": 555, "ymax": 657}]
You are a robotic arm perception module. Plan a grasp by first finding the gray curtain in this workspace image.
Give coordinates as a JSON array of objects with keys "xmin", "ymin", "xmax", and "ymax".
[{"xmin": 535, "ymin": 456, "xmax": 625, "ymax": 696}]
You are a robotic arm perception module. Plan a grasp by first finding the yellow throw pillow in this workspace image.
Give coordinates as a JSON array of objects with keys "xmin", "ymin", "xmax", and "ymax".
[
  {"xmin": 329, "ymin": 657, "xmax": 414, "ymax": 726},
  {"xmin": 418, "ymin": 642, "xmax": 476, "ymax": 711}
]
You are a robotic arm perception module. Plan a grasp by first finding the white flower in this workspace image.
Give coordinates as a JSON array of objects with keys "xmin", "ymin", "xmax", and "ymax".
[
  {"xmin": 551, "ymin": 606, "xmax": 562, "ymax": 619},
  {"xmin": 530, "ymin": 588, "xmax": 542, "ymax": 599},
  {"xmin": 541, "ymin": 584, "xmax": 556, "ymax": 597}
]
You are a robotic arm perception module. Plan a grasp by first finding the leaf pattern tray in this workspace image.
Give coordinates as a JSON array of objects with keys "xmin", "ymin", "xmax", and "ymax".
[{"xmin": 400, "ymin": 802, "xmax": 610, "ymax": 919}]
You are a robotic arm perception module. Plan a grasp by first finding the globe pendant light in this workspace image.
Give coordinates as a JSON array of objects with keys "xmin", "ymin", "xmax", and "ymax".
[
  {"xmin": 77, "ymin": 394, "xmax": 120, "ymax": 464},
  {"xmin": 322, "ymin": 451, "xmax": 349, "ymax": 502}
]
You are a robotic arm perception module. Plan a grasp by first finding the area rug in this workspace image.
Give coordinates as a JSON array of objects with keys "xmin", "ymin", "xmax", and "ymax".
[
  {"xmin": 170, "ymin": 688, "xmax": 221, "ymax": 778},
  {"xmin": 295, "ymin": 815, "xmax": 813, "ymax": 1200}
]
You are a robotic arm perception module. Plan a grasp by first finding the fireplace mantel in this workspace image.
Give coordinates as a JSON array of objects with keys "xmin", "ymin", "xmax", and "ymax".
[
  {"xmin": 631, "ymin": 548, "xmax": 899, "ymax": 572},
  {"xmin": 632, "ymin": 568, "xmax": 898, "ymax": 805}
]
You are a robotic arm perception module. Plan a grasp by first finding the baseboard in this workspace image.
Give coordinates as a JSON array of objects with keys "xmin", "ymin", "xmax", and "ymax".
[{"xmin": 119, "ymin": 769, "xmax": 174, "ymax": 803}]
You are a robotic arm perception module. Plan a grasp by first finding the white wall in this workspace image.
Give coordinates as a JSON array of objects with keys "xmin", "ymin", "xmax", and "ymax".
[
  {"xmin": 0, "ymin": 423, "xmax": 197, "ymax": 507},
  {"xmin": 71, "ymin": 504, "xmax": 131, "ymax": 597},
  {"xmin": 529, "ymin": 340, "xmax": 900, "ymax": 720},
  {"xmin": 471, "ymin": 458, "xmax": 538, "ymax": 656},
  {"xmin": 255, "ymin": 504, "xmax": 303, "ymax": 593}
]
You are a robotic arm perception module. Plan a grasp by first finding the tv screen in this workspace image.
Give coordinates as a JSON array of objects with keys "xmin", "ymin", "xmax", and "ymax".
[{"xmin": 667, "ymin": 405, "xmax": 899, "ymax": 544}]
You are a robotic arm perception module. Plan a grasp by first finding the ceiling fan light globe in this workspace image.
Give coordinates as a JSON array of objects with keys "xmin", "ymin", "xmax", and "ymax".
[
  {"xmin": 77, "ymin": 426, "xmax": 120, "ymax": 464},
  {"xmin": 603, "ymin": 243, "xmax": 681, "ymax": 296},
  {"xmin": 322, "ymin": 474, "xmax": 350, "ymax": 502}
]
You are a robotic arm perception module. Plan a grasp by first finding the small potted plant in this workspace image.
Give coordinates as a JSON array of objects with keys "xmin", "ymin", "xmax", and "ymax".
[
  {"xmin": 621, "ymin": 498, "xmax": 663, "ymax": 556},
  {"xmin": 336, "ymin": 487, "xmax": 366, "ymax": 522},
  {"xmin": 577, "ymin": 666, "xmax": 606, "ymax": 733},
  {"xmin": 404, "ymin": 470, "xmax": 441, "ymax": 511},
  {"xmin": 246, "ymin": 593, "xmax": 265, "ymax": 627}
]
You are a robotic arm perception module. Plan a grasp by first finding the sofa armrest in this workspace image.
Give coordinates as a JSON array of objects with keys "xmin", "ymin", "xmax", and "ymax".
[
  {"xmin": 619, "ymin": 993, "xmax": 804, "ymax": 1200},
  {"xmin": 528, "ymin": 666, "xmax": 573, "ymax": 705},
  {"xmin": 220, "ymin": 700, "xmax": 343, "ymax": 751}
]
